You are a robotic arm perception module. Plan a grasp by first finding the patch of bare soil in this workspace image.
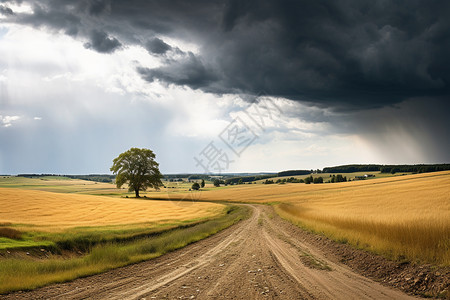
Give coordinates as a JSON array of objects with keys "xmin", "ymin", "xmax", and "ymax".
[{"xmin": 3, "ymin": 205, "xmax": 446, "ymax": 299}]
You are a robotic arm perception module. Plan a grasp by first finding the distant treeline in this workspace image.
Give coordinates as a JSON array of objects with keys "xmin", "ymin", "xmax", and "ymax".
[
  {"xmin": 277, "ymin": 170, "xmax": 311, "ymax": 177},
  {"xmin": 322, "ymin": 164, "xmax": 450, "ymax": 174},
  {"xmin": 225, "ymin": 174, "xmax": 277, "ymax": 185},
  {"xmin": 379, "ymin": 164, "xmax": 450, "ymax": 174},
  {"xmin": 65, "ymin": 175, "xmax": 115, "ymax": 183},
  {"xmin": 163, "ymin": 174, "xmax": 212, "ymax": 180},
  {"xmin": 16, "ymin": 174, "xmax": 115, "ymax": 183},
  {"xmin": 17, "ymin": 174, "xmax": 64, "ymax": 178},
  {"xmin": 322, "ymin": 165, "xmax": 382, "ymax": 173}
]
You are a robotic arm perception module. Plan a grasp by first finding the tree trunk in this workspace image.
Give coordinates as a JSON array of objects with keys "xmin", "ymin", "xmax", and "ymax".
[{"xmin": 135, "ymin": 189, "xmax": 140, "ymax": 198}]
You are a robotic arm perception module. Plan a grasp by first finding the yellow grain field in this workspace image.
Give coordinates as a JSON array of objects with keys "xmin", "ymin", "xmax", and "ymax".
[
  {"xmin": 0, "ymin": 188, "xmax": 225, "ymax": 231},
  {"xmin": 0, "ymin": 176, "xmax": 121, "ymax": 196},
  {"xmin": 195, "ymin": 171, "xmax": 450, "ymax": 265}
]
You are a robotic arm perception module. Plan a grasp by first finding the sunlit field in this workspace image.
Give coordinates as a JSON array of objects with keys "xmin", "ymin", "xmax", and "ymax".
[
  {"xmin": 0, "ymin": 176, "xmax": 122, "ymax": 196},
  {"xmin": 0, "ymin": 187, "xmax": 224, "ymax": 231},
  {"xmin": 0, "ymin": 182, "xmax": 247, "ymax": 293},
  {"xmin": 190, "ymin": 171, "xmax": 450, "ymax": 265}
]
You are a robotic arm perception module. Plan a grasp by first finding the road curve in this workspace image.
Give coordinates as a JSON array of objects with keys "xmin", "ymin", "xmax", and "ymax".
[{"xmin": 4, "ymin": 205, "xmax": 417, "ymax": 299}]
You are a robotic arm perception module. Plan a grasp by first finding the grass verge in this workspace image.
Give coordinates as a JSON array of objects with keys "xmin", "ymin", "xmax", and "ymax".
[{"xmin": 0, "ymin": 205, "xmax": 249, "ymax": 294}]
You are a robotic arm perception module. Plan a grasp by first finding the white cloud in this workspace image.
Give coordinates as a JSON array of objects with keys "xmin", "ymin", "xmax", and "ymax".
[
  {"xmin": 0, "ymin": 24, "xmax": 161, "ymax": 102},
  {"xmin": 33, "ymin": 116, "xmax": 42, "ymax": 120},
  {"xmin": 0, "ymin": 115, "xmax": 20, "ymax": 127},
  {"xmin": 42, "ymin": 72, "xmax": 79, "ymax": 82},
  {"xmin": 4, "ymin": 2, "xmax": 33, "ymax": 14}
]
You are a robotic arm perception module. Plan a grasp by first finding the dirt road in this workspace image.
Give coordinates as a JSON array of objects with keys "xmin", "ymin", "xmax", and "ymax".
[{"xmin": 5, "ymin": 205, "xmax": 417, "ymax": 299}]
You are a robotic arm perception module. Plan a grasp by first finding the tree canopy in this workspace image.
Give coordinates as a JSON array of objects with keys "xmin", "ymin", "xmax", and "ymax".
[{"xmin": 110, "ymin": 147, "xmax": 163, "ymax": 198}]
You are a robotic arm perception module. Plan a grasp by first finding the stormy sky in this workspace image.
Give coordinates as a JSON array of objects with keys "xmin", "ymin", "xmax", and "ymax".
[{"xmin": 0, "ymin": 0, "xmax": 449, "ymax": 174}]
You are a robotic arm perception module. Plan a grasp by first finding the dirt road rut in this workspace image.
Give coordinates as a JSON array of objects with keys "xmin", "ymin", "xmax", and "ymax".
[{"xmin": 5, "ymin": 205, "xmax": 417, "ymax": 299}]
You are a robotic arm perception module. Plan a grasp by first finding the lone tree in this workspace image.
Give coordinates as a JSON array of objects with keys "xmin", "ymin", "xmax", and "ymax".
[
  {"xmin": 110, "ymin": 147, "xmax": 163, "ymax": 198},
  {"xmin": 201, "ymin": 179, "xmax": 205, "ymax": 188}
]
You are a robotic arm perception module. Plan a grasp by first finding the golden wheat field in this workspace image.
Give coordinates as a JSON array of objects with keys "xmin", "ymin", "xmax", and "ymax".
[
  {"xmin": 0, "ymin": 176, "xmax": 121, "ymax": 195},
  {"xmin": 191, "ymin": 171, "xmax": 448, "ymax": 203},
  {"xmin": 192, "ymin": 171, "xmax": 450, "ymax": 265},
  {"xmin": 0, "ymin": 187, "xmax": 225, "ymax": 231}
]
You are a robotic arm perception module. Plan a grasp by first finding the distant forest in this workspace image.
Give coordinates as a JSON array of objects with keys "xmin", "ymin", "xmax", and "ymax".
[
  {"xmin": 65, "ymin": 175, "xmax": 115, "ymax": 183},
  {"xmin": 322, "ymin": 164, "xmax": 450, "ymax": 174},
  {"xmin": 224, "ymin": 174, "xmax": 276, "ymax": 185},
  {"xmin": 277, "ymin": 170, "xmax": 311, "ymax": 177},
  {"xmin": 16, "ymin": 174, "xmax": 115, "ymax": 183}
]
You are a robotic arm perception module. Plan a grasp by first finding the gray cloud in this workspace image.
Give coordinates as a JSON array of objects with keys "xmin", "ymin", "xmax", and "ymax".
[
  {"xmin": 138, "ymin": 52, "xmax": 219, "ymax": 90},
  {"xmin": 145, "ymin": 37, "xmax": 172, "ymax": 55},
  {"xmin": 83, "ymin": 29, "xmax": 121, "ymax": 53},
  {"xmin": 0, "ymin": 4, "xmax": 13, "ymax": 15},
  {"xmin": 86, "ymin": 0, "xmax": 111, "ymax": 16},
  {"xmin": 12, "ymin": 2, "xmax": 81, "ymax": 36}
]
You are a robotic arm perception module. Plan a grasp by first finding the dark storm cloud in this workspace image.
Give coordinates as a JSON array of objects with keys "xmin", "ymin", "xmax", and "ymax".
[
  {"xmin": 145, "ymin": 38, "xmax": 172, "ymax": 55},
  {"xmin": 214, "ymin": 0, "xmax": 450, "ymax": 109},
  {"xmin": 4, "ymin": 0, "xmax": 450, "ymax": 109},
  {"xmin": 87, "ymin": 0, "xmax": 111, "ymax": 16},
  {"xmin": 83, "ymin": 29, "xmax": 121, "ymax": 53},
  {"xmin": 138, "ymin": 52, "xmax": 219, "ymax": 90}
]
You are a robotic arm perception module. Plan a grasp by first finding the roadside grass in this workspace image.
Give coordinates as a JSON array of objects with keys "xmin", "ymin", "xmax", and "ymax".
[
  {"xmin": 0, "ymin": 219, "xmax": 213, "ymax": 252},
  {"xmin": 0, "ymin": 205, "xmax": 249, "ymax": 294},
  {"xmin": 0, "ymin": 237, "xmax": 54, "ymax": 250}
]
